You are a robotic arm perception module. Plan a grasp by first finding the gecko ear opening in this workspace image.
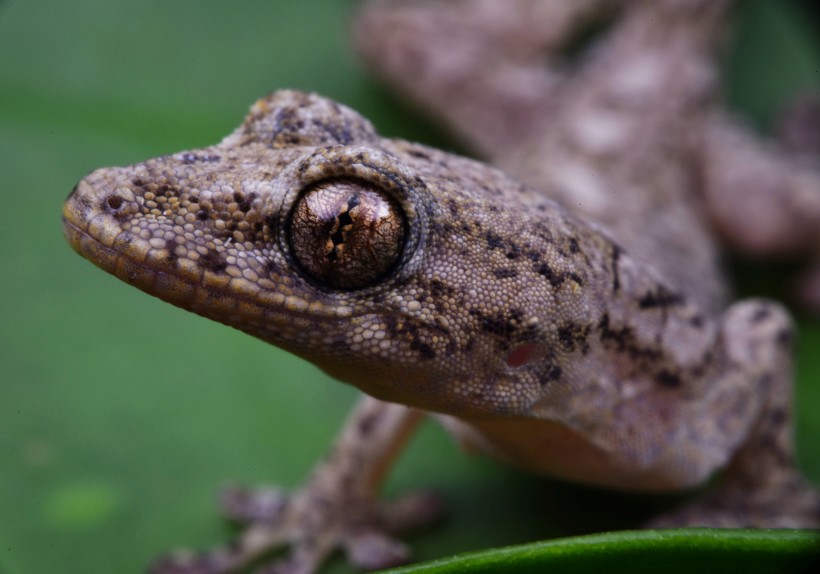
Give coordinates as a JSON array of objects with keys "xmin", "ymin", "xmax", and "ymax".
[{"xmin": 287, "ymin": 177, "xmax": 407, "ymax": 290}]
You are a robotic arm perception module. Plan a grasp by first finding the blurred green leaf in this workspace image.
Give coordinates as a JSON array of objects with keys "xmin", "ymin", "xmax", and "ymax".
[{"xmin": 383, "ymin": 530, "xmax": 820, "ymax": 574}]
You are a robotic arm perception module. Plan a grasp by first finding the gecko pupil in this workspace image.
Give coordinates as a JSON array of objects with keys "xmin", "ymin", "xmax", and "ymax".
[
  {"xmin": 327, "ymin": 195, "xmax": 360, "ymax": 262},
  {"xmin": 288, "ymin": 179, "xmax": 406, "ymax": 289}
]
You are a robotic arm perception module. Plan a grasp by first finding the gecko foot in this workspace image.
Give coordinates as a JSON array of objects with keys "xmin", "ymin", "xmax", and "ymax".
[
  {"xmin": 646, "ymin": 474, "xmax": 820, "ymax": 529},
  {"xmin": 149, "ymin": 485, "xmax": 445, "ymax": 574}
]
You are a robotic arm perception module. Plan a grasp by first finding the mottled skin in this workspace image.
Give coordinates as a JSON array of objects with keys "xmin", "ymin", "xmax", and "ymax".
[{"xmin": 62, "ymin": 1, "xmax": 820, "ymax": 573}]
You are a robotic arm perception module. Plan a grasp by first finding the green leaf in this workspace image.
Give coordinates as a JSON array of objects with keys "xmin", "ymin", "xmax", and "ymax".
[{"xmin": 383, "ymin": 530, "xmax": 820, "ymax": 574}]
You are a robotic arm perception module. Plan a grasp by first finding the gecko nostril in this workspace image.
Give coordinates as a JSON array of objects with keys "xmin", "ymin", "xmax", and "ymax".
[{"xmin": 105, "ymin": 195, "xmax": 124, "ymax": 212}]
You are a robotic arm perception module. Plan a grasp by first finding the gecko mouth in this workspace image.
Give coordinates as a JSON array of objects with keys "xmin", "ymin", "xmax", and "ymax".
[
  {"xmin": 62, "ymin": 206, "xmax": 357, "ymax": 344},
  {"xmin": 63, "ymin": 215, "xmax": 203, "ymax": 310}
]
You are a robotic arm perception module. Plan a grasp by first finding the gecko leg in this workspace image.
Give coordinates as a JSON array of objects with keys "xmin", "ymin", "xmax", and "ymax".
[
  {"xmin": 150, "ymin": 397, "xmax": 442, "ymax": 574},
  {"xmin": 353, "ymin": 0, "xmax": 619, "ymax": 159},
  {"xmin": 776, "ymin": 95, "xmax": 820, "ymax": 310},
  {"xmin": 650, "ymin": 300, "xmax": 820, "ymax": 528},
  {"xmin": 700, "ymin": 113, "xmax": 820, "ymax": 311}
]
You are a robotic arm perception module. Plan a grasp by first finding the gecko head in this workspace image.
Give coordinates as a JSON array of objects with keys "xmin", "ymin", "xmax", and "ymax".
[
  {"xmin": 63, "ymin": 89, "xmax": 422, "ymax": 315},
  {"xmin": 64, "ymin": 90, "xmax": 562, "ymax": 417},
  {"xmin": 62, "ymin": 91, "xmax": 429, "ymax": 369}
]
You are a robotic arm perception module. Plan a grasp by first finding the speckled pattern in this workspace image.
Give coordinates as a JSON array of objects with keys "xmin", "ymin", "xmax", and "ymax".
[{"xmin": 63, "ymin": 1, "xmax": 820, "ymax": 573}]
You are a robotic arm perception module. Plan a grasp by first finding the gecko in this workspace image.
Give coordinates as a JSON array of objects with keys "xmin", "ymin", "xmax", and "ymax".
[{"xmin": 62, "ymin": 1, "xmax": 820, "ymax": 573}]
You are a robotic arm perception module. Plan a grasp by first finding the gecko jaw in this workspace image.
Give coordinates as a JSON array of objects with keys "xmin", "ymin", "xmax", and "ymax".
[{"xmin": 62, "ymin": 192, "xmax": 357, "ymax": 338}]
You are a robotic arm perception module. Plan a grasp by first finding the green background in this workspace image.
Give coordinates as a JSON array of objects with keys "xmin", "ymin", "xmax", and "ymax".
[{"xmin": 1, "ymin": 1, "xmax": 819, "ymax": 573}]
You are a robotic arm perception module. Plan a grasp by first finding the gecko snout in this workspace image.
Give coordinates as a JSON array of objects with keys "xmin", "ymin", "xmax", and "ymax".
[
  {"xmin": 62, "ymin": 171, "xmax": 155, "ymax": 292},
  {"xmin": 63, "ymin": 174, "xmax": 137, "ymax": 248}
]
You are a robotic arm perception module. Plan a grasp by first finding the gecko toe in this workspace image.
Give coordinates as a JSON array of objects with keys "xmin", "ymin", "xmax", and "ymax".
[
  {"xmin": 647, "ymin": 475, "xmax": 820, "ymax": 529},
  {"xmin": 344, "ymin": 531, "xmax": 411, "ymax": 571},
  {"xmin": 150, "ymin": 483, "xmax": 443, "ymax": 574},
  {"xmin": 220, "ymin": 484, "xmax": 289, "ymax": 525}
]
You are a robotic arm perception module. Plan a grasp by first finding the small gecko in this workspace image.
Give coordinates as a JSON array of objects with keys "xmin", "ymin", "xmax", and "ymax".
[{"xmin": 63, "ymin": 1, "xmax": 820, "ymax": 573}]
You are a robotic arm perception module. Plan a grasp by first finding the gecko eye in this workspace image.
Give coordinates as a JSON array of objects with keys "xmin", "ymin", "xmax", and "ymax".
[{"xmin": 287, "ymin": 179, "xmax": 407, "ymax": 290}]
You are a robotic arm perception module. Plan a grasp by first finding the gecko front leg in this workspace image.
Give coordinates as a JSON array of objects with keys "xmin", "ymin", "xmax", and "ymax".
[
  {"xmin": 151, "ymin": 397, "xmax": 442, "ymax": 574},
  {"xmin": 649, "ymin": 300, "xmax": 820, "ymax": 528},
  {"xmin": 701, "ymin": 113, "xmax": 820, "ymax": 312},
  {"xmin": 354, "ymin": 0, "xmax": 620, "ymax": 160}
]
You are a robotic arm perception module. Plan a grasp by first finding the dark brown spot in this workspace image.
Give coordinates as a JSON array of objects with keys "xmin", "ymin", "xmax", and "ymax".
[
  {"xmin": 597, "ymin": 314, "xmax": 662, "ymax": 362},
  {"xmin": 485, "ymin": 231, "xmax": 504, "ymax": 249},
  {"xmin": 445, "ymin": 198, "xmax": 460, "ymax": 216},
  {"xmin": 505, "ymin": 245, "xmax": 522, "ymax": 260},
  {"xmin": 751, "ymin": 306, "xmax": 772, "ymax": 323},
  {"xmin": 493, "ymin": 268, "xmax": 518, "ymax": 279},
  {"xmin": 472, "ymin": 309, "xmax": 520, "ymax": 339},
  {"xmin": 265, "ymin": 214, "xmax": 279, "ymax": 236},
  {"xmin": 201, "ymin": 250, "xmax": 228, "ymax": 273},
  {"xmin": 638, "ymin": 286, "xmax": 683, "ymax": 309},
  {"xmin": 610, "ymin": 243, "xmax": 622, "ymax": 293},
  {"xmin": 428, "ymin": 278, "xmax": 454, "ymax": 299},
  {"xmin": 769, "ymin": 407, "xmax": 787, "ymax": 427},
  {"xmin": 542, "ymin": 364, "xmax": 562, "ymax": 384},
  {"xmin": 158, "ymin": 183, "xmax": 177, "ymax": 196},
  {"xmin": 164, "ymin": 238, "xmax": 178, "ymax": 264},
  {"xmin": 407, "ymin": 149, "xmax": 431, "ymax": 160},
  {"xmin": 357, "ymin": 412, "xmax": 380, "ymax": 435},
  {"xmin": 656, "ymin": 370, "xmax": 682, "ymax": 389},
  {"xmin": 410, "ymin": 339, "xmax": 436, "ymax": 359},
  {"xmin": 776, "ymin": 328, "xmax": 793, "ymax": 348},
  {"xmin": 557, "ymin": 323, "xmax": 590, "ymax": 353},
  {"xmin": 525, "ymin": 250, "xmax": 541, "ymax": 263},
  {"xmin": 537, "ymin": 263, "xmax": 564, "ymax": 287}
]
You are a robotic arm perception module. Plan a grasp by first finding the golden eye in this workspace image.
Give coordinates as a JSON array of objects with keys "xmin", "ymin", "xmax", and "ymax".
[{"xmin": 288, "ymin": 179, "xmax": 406, "ymax": 289}]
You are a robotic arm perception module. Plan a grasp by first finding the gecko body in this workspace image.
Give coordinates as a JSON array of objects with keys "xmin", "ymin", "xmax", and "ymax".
[{"xmin": 64, "ymin": 1, "xmax": 820, "ymax": 572}]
